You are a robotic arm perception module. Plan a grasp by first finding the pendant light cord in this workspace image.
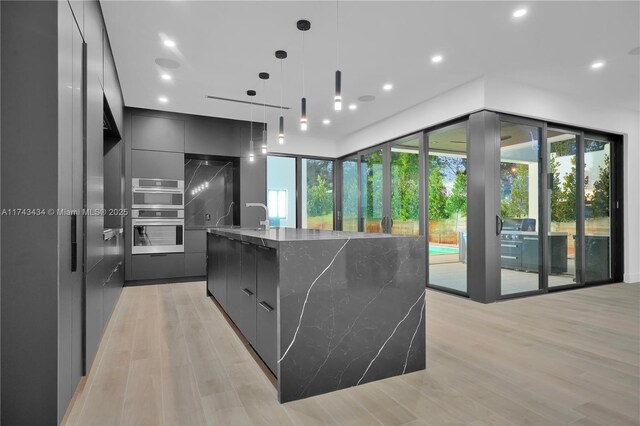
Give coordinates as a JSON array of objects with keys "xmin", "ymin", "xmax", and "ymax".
[
  {"xmin": 336, "ymin": 0, "xmax": 339, "ymax": 68},
  {"xmin": 280, "ymin": 59, "xmax": 284, "ymax": 116},
  {"xmin": 263, "ymin": 79, "xmax": 266, "ymax": 133},
  {"xmin": 302, "ymin": 31, "xmax": 306, "ymax": 97}
]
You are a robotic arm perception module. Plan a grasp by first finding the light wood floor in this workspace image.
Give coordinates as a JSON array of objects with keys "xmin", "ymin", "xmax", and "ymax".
[{"xmin": 65, "ymin": 281, "xmax": 640, "ymax": 426}]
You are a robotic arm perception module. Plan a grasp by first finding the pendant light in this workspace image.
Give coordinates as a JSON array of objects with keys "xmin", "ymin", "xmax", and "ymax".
[
  {"xmin": 334, "ymin": 0, "xmax": 342, "ymax": 111},
  {"xmin": 297, "ymin": 20, "xmax": 311, "ymax": 131},
  {"xmin": 247, "ymin": 89, "xmax": 256, "ymax": 162},
  {"xmin": 275, "ymin": 50, "xmax": 287, "ymax": 144},
  {"xmin": 259, "ymin": 72, "xmax": 269, "ymax": 155}
]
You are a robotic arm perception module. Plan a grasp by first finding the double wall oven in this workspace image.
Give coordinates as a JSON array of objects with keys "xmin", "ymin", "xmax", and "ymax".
[{"xmin": 132, "ymin": 179, "xmax": 185, "ymax": 254}]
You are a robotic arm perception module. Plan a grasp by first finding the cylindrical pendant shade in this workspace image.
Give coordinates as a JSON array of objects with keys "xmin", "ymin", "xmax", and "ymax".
[
  {"xmin": 300, "ymin": 97, "xmax": 308, "ymax": 131},
  {"xmin": 334, "ymin": 70, "xmax": 342, "ymax": 111},
  {"xmin": 278, "ymin": 116, "xmax": 285, "ymax": 144}
]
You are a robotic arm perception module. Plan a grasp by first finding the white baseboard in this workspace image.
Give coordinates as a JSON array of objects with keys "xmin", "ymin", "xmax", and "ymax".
[{"xmin": 623, "ymin": 272, "xmax": 640, "ymax": 283}]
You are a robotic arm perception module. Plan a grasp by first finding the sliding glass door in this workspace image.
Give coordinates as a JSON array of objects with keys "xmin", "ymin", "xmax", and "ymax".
[
  {"xmin": 301, "ymin": 158, "xmax": 334, "ymax": 230},
  {"xmin": 339, "ymin": 157, "xmax": 359, "ymax": 232},
  {"xmin": 390, "ymin": 137, "xmax": 421, "ymax": 236},
  {"xmin": 498, "ymin": 119, "xmax": 544, "ymax": 296},
  {"xmin": 426, "ymin": 122, "xmax": 468, "ymax": 294},
  {"xmin": 546, "ymin": 129, "xmax": 582, "ymax": 288},
  {"xmin": 359, "ymin": 148, "xmax": 385, "ymax": 233}
]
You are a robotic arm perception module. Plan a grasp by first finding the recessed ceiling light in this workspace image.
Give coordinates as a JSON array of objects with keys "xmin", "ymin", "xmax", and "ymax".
[
  {"xmin": 383, "ymin": 83, "xmax": 393, "ymax": 91},
  {"xmin": 163, "ymin": 39, "xmax": 176, "ymax": 47},
  {"xmin": 161, "ymin": 74, "xmax": 172, "ymax": 81},
  {"xmin": 155, "ymin": 58, "xmax": 181, "ymax": 69},
  {"xmin": 431, "ymin": 55, "xmax": 443, "ymax": 63},
  {"xmin": 323, "ymin": 119, "xmax": 331, "ymax": 125},
  {"xmin": 513, "ymin": 8, "xmax": 527, "ymax": 18},
  {"xmin": 158, "ymin": 96, "xmax": 168, "ymax": 103},
  {"xmin": 590, "ymin": 61, "xmax": 605, "ymax": 69},
  {"xmin": 348, "ymin": 104, "xmax": 357, "ymax": 110}
]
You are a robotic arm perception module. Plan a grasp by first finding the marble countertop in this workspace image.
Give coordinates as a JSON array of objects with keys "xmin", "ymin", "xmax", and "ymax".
[{"xmin": 207, "ymin": 227, "xmax": 417, "ymax": 248}]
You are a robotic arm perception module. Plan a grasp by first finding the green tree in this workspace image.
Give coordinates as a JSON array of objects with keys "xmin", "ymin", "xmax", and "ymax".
[
  {"xmin": 307, "ymin": 175, "xmax": 332, "ymax": 216},
  {"xmin": 391, "ymin": 152, "xmax": 420, "ymax": 221},
  {"xmin": 500, "ymin": 163, "xmax": 529, "ymax": 218},
  {"xmin": 428, "ymin": 159, "xmax": 448, "ymax": 220},
  {"xmin": 591, "ymin": 154, "xmax": 610, "ymax": 218},
  {"xmin": 445, "ymin": 171, "xmax": 467, "ymax": 218},
  {"xmin": 549, "ymin": 154, "xmax": 563, "ymax": 222}
]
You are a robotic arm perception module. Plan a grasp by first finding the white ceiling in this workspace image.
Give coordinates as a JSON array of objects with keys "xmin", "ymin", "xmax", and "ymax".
[{"xmin": 101, "ymin": 1, "xmax": 640, "ymax": 154}]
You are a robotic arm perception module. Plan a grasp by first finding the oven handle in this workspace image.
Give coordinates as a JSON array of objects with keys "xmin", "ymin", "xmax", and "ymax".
[
  {"xmin": 132, "ymin": 219, "xmax": 184, "ymax": 226},
  {"xmin": 132, "ymin": 188, "xmax": 184, "ymax": 194}
]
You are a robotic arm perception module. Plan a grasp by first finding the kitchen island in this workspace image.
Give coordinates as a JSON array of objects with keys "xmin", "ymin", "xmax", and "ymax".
[{"xmin": 206, "ymin": 227, "xmax": 426, "ymax": 403}]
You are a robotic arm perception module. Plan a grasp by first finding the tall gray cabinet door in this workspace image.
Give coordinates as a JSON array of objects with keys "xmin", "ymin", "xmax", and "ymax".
[
  {"xmin": 57, "ymin": 3, "xmax": 85, "ymax": 417},
  {"xmin": 131, "ymin": 115, "xmax": 185, "ymax": 152},
  {"xmin": 256, "ymin": 245, "xmax": 278, "ymax": 376}
]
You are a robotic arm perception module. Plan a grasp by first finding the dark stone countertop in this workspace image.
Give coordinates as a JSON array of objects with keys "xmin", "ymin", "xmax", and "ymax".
[{"xmin": 207, "ymin": 227, "xmax": 417, "ymax": 249}]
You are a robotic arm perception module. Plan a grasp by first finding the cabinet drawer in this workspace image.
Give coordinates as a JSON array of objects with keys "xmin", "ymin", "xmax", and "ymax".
[
  {"xmin": 131, "ymin": 253, "xmax": 184, "ymax": 280},
  {"xmin": 185, "ymin": 252, "xmax": 206, "ymax": 277},
  {"xmin": 185, "ymin": 229, "xmax": 207, "ymax": 253}
]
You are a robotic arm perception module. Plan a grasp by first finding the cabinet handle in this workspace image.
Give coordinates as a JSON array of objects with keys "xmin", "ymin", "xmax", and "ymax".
[
  {"xmin": 259, "ymin": 301, "xmax": 274, "ymax": 312},
  {"xmin": 150, "ymin": 253, "xmax": 167, "ymax": 257},
  {"xmin": 71, "ymin": 213, "xmax": 78, "ymax": 272},
  {"xmin": 242, "ymin": 288, "xmax": 254, "ymax": 296},
  {"xmin": 241, "ymin": 241, "xmax": 250, "ymax": 246},
  {"xmin": 256, "ymin": 245, "xmax": 270, "ymax": 250},
  {"xmin": 501, "ymin": 255, "xmax": 518, "ymax": 260},
  {"xmin": 501, "ymin": 244, "xmax": 517, "ymax": 248},
  {"xmin": 523, "ymin": 237, "xmax": 537, "ymax": 241}
]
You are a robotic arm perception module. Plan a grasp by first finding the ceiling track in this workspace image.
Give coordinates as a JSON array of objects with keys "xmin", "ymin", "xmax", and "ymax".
[{"xmin": 205, "ymin": 95, "xmax": 290, "ymax": 110}]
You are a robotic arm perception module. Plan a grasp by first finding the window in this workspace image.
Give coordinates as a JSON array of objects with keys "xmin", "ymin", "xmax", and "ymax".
[
  {"xmin": 267, "ymin": 189, "xmax": 288, "ymax": 220},
  {"xmin": 302, "ymin": 158, "xmax": 334, "ymax": 230},
  {"xmin": 267, "ymin": 156, "xmax": 296, "ymax": 228}
]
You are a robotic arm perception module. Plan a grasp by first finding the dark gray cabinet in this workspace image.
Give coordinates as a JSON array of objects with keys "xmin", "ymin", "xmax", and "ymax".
[
  {"xmin": 131, "ymin": 253, "xmax": 184, "ymax": 280},
  {"xmin": 185, "ymin": 229, "xmax": 207, "ymax": 276},
  {"xmin": 132, "ymin": 115, "xmax": 185, "ymax": 152},
  {"xmin": 239, "ymin": 242, "xmax": 257, "ymax": 346},
  {"xmin": 131, "ymin": 149, "xmax": 184, "ymax": 180},
  {"xmin": 225, "ymin": 238, "xmax": 242, "ymax": 317},
  {"xmin": 256, "ymin": 245, "xmax": 278, "ymax": 375},
  {"xmin": 185, "ymin": 116, "xmax": 236, "ymax": 156},
  {"xmin": 208, "ymin": 235, "xmax": 228, "ymax": 308},
  {"xmin": 185, "ymin": 253, "xmax": 206, "ymax": 277},
  {"xmin": 185, "ymin": 229, "xmax": 207, "ymax": 253}
]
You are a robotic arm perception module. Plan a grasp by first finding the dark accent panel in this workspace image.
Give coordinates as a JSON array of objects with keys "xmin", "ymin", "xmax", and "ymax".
[
  {"xmin": 132, "ymin": 115, "xmax": 185, "ymax": 152},
  {"xmin": 239, "ymin": 124, "xmax": 267, "ymax": 227},
  {"xmin": 185, "ymin": 252, "xmax": 206, "ymax": 277},
  {"xmin": 185, "ymin": 229, "xmax": 207, "ymax": 253},
  {"xmin": 131, "ymin": 253, "xmax": 185, "ymax": 280},
  {"xmin": 185, "ymin": 116, "xmax": 236, "ymax": 156},
  {"xmin": 131, "ymin": 149, "xmax": 184, "ymax": 180},
  {"xmin": 103, "ymin": 30, "xmax": 124, "ymax": 134},
  {"xmin": 256, "ymin": 245, "xmax": 278, "ymax": 376},
  {"xmin": 104, "ymin": 139, "xmax": 123, "ymax": 229},
  {"xmin": 184, "ymin": 157, "xmax": 237, "ymax": 228}
]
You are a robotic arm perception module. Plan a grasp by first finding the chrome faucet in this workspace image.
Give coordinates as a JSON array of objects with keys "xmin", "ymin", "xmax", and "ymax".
[{"xmin": 245, "ymin": 203, "xmax": 270, "ymax": 230}]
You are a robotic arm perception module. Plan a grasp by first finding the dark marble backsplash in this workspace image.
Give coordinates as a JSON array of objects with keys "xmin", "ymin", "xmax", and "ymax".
[{"xmin": 184, "ymin": 158, "xmax": 237, "ymax": 228}]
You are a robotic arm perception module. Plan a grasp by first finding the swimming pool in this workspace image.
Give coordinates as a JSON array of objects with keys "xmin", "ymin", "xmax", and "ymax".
[{"xmin": 429, "ymin": 245, "xmax": 459, "ymax": 255}]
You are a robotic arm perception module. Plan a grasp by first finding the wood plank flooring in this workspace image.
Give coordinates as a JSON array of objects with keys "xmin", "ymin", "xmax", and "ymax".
[{"xmin": 65, "ymin": 282, "xmax": 640, "ymax": 426}]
